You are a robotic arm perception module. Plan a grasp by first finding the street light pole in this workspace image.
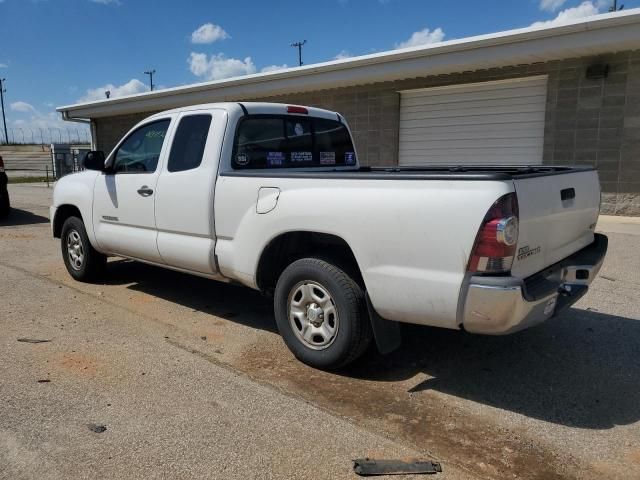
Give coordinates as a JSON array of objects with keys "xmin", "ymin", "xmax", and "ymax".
[
  {"xmin": 0, "ymin": 78, "xmax": 8, "ymax": 145},
  {"xmin": 290, "ymin": 40, "xmax": 307, "ymax": 66},
  {"xmin": 609, "ymin": 0, "xmax": 624, "ymax": 11},
  {"xmin": 144, "ymin": 69, "xmax": 156, "ymax": 91}
]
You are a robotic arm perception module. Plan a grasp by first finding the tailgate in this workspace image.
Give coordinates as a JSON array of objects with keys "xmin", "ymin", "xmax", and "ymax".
[{"xmin": 510, "ymin": 169, "xmax": 600, "ymax": 279}]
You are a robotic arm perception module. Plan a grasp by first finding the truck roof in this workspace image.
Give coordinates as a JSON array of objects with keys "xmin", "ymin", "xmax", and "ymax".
[{"xmin": 148, "ymin": 102, "xmax": 341, "ymax": 121}]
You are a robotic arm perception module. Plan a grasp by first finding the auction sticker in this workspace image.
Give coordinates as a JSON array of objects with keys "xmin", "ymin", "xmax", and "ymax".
[
  {"xmin": 267, "ymin": 151, "xmax": 285, "ymax": 167},
  {"xmin": 320, "ymin": 152, "xmax": 336, "ymax": 165},
  {"xmin": 345, "ymin": 152, "xmax": 356, "ymax": 165},
  {"xmin": 236, "ymin": 153, "xmax": 249, "ymax": 166},
  {"xmin": 291, "ymin": 151, "xmax": 312, "ymax": 163}
]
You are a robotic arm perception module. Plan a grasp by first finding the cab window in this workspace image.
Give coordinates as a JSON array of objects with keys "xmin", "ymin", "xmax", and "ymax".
[
  {"xmin": 113, "ymin": 119, "xmax": 170, "ymax": 173},
  {"xmin": 167, "ymin": 115, "xmax": 212, "ymax": 172}
]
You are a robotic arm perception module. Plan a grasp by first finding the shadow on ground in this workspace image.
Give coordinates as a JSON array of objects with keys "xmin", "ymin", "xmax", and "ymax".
[
  {"xmin": 0, "ymin": 208, "xmax": 49, "ymax": 227},
  {"xmin": 102, "ymin": 258, "xmax": 639, "ymax": 430},
  {"xmin": 343, "ymin": 308, "xmax": 640, "ymax": 429},
  {"xmin": 104, "ymin": 259, "xmax": 277, "ymax": 333}
]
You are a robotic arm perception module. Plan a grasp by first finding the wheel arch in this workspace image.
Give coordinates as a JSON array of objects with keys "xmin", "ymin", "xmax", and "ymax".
[
  {"xmin": 255, "ymin": 231, "xmax": 365, "ymax": 293},
  {"xmin": 53, "ymin": 204, "xmax": 83, "ymax": 238}
]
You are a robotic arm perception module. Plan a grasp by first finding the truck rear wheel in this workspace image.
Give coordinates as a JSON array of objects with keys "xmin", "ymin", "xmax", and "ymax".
[
  {"xmin": 274, "ymin": 258, "xmax": 372, "ymax": 370},
  {"xmin": 60, "ymin": 216, "xmax": 106, "ymax": 282}
]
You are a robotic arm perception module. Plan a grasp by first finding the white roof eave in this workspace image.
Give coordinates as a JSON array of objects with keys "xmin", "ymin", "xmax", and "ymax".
[{"xmin": 58, "ymin": 9, "xmax": 640, "ymax": 119}]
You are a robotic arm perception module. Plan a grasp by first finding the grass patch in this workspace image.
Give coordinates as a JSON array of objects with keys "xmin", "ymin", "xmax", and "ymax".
[{"xmin": 8, "ymin": 176, "xmax": 51, "ymax": 184}]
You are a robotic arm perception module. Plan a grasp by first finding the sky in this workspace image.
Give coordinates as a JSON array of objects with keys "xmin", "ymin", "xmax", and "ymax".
[{"xmin": 0, "ymin": 0, "xmax": 637, "ymax": 141}]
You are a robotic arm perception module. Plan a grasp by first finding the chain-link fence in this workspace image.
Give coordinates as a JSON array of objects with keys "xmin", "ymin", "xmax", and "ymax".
[
  {"xmin": 0, "ymin": 127, "xmax": 91, "ymax": 145},
  {"xmin": 1, "ymin": 144, "xmax": 91, "ymax": 183}
]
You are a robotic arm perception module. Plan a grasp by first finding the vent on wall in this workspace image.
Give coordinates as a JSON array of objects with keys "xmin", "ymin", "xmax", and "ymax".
[{"xmin": 585, "ymin": 64, "xmax": 609, "ymax": 80}]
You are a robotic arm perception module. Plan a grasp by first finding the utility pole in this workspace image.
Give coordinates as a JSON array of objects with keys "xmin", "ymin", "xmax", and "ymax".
[
  {"xmin": 609, "ymin": 0, "xmax": 624, "ymax": 11},
  {"xmin": 290, "ymin": 40, "xmax": 307, "ymax": 66},
  {"xmin": 144, "ymin": 69, "xmax": 156, "ymax": 91},
  {"xmin": 0, "ymin": 78, "xmax": 8, "ymax": 145}
]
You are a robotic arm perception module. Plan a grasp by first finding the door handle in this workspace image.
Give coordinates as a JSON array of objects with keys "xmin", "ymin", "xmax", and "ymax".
[{"xmin": 137, "ymin": 186, "xmax": 154, "ymax": 197}]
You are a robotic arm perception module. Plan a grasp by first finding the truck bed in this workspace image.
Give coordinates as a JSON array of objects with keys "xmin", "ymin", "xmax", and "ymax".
[{"xmin": 221, "ymin": 165, "xmax": 594, "ymax": 181}]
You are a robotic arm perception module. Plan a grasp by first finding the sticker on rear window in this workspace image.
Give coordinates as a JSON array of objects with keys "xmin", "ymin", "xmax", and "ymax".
[
  {"xmin": 320, "ymin": 152, "xmax": 336, "ymax": 165},
  {"xmin": 236, "ymin": 153, "xmax": 249, "ymax": 166},
  {"xmin": 267, "ymin": 151, "xmax": 285, "ymax": 167},
  {"xmin": 345, "ymin": 152, "xmax": 356, "ymax": 165},
  {"xmin": 291, "ymin": 151, "xmax": 312, "ymax": 163}
]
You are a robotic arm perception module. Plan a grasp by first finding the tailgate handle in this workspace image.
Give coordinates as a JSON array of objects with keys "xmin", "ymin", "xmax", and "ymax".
[{"xmin": 561, "ymin": 188, "xmax": 575, "ymax": 201}]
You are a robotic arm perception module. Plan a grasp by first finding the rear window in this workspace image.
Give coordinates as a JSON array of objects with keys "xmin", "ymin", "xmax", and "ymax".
[{"xmin": 232, "ymin": 115, "xmax": 356, "ymax": 169}]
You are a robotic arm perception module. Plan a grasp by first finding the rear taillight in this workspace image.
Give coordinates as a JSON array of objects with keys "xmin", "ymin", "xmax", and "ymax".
[{"xmin": 468, "ymin": 193, "xmax": 519, "ymax": 274}]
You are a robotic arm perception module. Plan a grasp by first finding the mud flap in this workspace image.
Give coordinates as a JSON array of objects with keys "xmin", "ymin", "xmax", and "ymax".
[{"xmin": 366, "ymin": 293, "xmax": 401, "ymax": 355}]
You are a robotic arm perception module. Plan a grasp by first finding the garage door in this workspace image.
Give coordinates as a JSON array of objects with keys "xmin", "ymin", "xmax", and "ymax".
[{"xmin": 399, "ymin": 76, "xmax": 547, "ymax": 166}]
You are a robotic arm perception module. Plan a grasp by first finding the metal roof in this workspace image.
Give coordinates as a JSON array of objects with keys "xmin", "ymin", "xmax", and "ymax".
[{"xmin": 59, "ymin": 8, "xmax": 640, "ymax": 120}]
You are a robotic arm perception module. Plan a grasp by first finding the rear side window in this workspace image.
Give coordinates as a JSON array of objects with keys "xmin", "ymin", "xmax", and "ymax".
[
  {"xmin": 232, "ymin": 115, "xmax": 356, "ymax": 169},
  {"xmin": 168, "ymin": 114, "xmax": 212, "ymax": 172}
]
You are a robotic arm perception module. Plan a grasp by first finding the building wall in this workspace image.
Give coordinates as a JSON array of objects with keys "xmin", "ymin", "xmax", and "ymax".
[{"xmin": 94, "ymin": 49, "xmax": 640, "ymax": 215}]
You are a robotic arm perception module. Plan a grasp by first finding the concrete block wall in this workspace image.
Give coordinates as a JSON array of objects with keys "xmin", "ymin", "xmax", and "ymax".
[
  {"xmin": 93, "ymin": 49, "xmax": 640, "ymax": 214},
  {"xmin": 543, "ymin": 50, "xmax": 640, "ymax": 215}
]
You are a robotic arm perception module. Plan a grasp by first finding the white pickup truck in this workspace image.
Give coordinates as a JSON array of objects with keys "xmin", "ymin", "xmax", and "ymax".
[{"xmin": 51, "ymin": 102, "xmax": 608, "ymax": 369}]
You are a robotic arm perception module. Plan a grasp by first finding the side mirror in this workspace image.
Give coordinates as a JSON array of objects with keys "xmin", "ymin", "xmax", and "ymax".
[{"xmin": 83, "ymin": 151, "xmax": 106, "ymax": 171}]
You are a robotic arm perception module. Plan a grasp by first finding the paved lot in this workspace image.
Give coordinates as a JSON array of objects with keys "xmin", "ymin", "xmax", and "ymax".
[{"xmin": 2, "ymin": 183, "xmax": 640, "ymax": 479}]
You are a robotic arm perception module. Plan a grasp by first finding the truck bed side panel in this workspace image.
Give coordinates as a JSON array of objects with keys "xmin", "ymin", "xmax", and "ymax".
[{"xmin": 214, "ymin": 175, "xmax": 513, "ymax": 329}]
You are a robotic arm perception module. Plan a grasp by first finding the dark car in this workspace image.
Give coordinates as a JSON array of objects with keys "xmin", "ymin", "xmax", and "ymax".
[{"xmin": 0, "ymin": 154, "xmax": 10, "ymax": 219}]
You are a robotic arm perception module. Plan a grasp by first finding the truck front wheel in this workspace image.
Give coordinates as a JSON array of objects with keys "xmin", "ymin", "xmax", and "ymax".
[
  {"xmin": 274, "ymin": 258, "xmax": 372, "ymax": 370},
  {"xmin": 0, "ymin": 186, "xmax": 9, "ymax": 220},
  {"xmin": 60, "ymin": 216, "xmax": 106, "ymax": 282}
]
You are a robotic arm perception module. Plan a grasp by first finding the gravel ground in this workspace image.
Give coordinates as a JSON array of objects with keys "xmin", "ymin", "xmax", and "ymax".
[{"xmin": 1, "ymin": 183, "xmax": 639, "ymax": 479}]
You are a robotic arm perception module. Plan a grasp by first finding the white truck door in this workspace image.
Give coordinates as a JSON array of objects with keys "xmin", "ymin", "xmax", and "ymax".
[
  {"xmin": 154, "ymin": 109, "xmax": 226, "ymax": 274},
  {"xmin": 92, "ymin": 118, "xmax": 172, "ymax": 263}
]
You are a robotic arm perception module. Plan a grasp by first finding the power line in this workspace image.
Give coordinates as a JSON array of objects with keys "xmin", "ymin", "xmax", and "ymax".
[
  {"xmin": 291, "ymin": 40, "xmax": 307, "ymax": 66},
  {"xmin": 144, "ymin": 69, "xmax": 156, "ymax": 91},
  {"xmin": 0, "ymin": 78, "xmax": 8, "ymax": 145}
]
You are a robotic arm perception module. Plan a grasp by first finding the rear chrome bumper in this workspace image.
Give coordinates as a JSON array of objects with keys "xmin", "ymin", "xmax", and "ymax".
[{"xmin": 462, "ymin": 233, "xmax": 608, "ymax": 335}]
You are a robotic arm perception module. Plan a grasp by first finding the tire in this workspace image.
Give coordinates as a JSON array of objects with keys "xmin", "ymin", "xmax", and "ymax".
[
  {"xmin": 60, "ymin": 216, "xmax": 106, "ymax": 282},
  {"xmin": 0, "ymin": 188, "xmax": 9, "ymax": 220},
  {"xmin": 274, "ymin": 258, "xmax": 372, "ymax": 370}
]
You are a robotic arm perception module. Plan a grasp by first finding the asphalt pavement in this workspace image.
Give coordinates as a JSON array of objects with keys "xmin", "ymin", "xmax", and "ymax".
[{"xmin": 1, "ymin": 183, "xmax": 639, "ymax": 479}]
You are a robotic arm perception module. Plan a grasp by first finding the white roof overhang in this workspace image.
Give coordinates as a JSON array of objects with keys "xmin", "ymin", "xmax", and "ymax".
[{"xmin": 58, "ymin": 9, "xmax": 640, "ymax": 120}]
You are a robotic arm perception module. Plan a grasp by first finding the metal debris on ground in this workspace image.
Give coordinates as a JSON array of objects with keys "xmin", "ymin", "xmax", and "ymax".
[
  {"xmin": 37, "ymin": 379, "xmax": 51, "ymax": 383},
  {"xmin": 88, "ymin": 424, "xmax": 107, "ymax": 433},
  {"xmin": 17, "ymin": 338, "xmax": 51, "ymax": 344},
  {"xmin": 353, "ymin": 458, "xmax": 442, "ymax": 476}
]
